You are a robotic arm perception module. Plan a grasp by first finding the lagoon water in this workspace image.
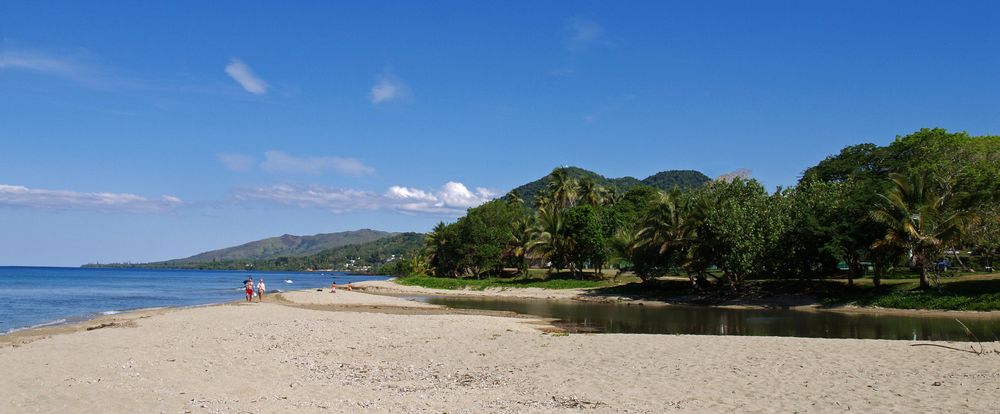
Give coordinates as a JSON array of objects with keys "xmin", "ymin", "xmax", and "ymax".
[
  {"xmin": 0, "ymin": 266, "xmax": 388, "ymax": 334},
  {"xmin": 419, "ymin": 296, "xmax": 1000, "ymax": 342}
]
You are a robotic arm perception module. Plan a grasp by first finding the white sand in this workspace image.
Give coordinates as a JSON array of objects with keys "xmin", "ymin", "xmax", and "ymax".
[
  {"xmin": 278, "ymin": 288, "xmax": 439, "ymax": 308},
  {"xmin": 1, "ymin": 289, "xmax": 999, "ymax": 413}
]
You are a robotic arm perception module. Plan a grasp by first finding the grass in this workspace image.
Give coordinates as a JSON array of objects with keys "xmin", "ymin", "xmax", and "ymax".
[
  {"xmin": 395, "ymin": 275, "xmax": 626, "ymax": 290},
  {"xmin": 830, "ymin": 274, "xmax": 1000, "ymax": 311},
  {"xmin": 396, "ymin": 272, "xmax": 1000, "ymax": 311}
]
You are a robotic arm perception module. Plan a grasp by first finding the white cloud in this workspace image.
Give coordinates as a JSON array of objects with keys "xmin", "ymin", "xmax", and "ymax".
[
  {"xmin": 234, "ymin": 181, "xmax": 496, "ymax": 216},
  {"xmin": 438, "ymin": 182, "xmax": 496, "ymax": 208},
  {"xmin": 225, "ymin": 58, "xmax": 269, "ymax": 95},
  {"xmin": 0, "ymin": 184, "xmax": 183, "ymax": 213},
  {"xmin": 261, "ymin": 151, "xmax": 375, "ymax": 176},
  {"xmin": 233, "ymin": 184, "xmax": 379, "ymax": 214},
  {"xmin": 386, "ymin": 186, "xmax": 438, "ymax": 202},
  {"xmin": 565, "ymin": 18, "xmax": 608, "ymax": 52},
  {"xmin": 369, "ymin": 71, "xmax": 411, "ymax": 104},
  {"xmin": 216, "ymin": 153, "xmax": 256, "ymax": 172}
]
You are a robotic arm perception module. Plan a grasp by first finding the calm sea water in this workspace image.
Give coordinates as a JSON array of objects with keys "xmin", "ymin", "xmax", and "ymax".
[{"xmin": 0, "ymin": 266, "xmax": 389, "ymax": 334}]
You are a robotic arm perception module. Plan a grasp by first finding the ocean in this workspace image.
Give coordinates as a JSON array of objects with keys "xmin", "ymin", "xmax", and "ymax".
[{"xmin": 0, "ymin": 266, "xmax": 389, "ymax": 334}]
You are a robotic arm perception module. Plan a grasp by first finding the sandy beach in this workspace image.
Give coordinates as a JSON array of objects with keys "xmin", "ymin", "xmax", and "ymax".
[{"xmin": 2, "ymin": 289, "xmax": 999, "ymax": 413}]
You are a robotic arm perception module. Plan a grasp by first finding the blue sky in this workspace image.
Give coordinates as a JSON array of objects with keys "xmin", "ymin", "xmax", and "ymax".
[{"xmin": 2, "ymin": 1, "xmax": 998, "ymax": 266}]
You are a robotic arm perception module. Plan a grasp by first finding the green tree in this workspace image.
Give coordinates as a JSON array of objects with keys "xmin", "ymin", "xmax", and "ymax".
[
  {"xmin": 527, "ymin": 206, "xmax": 571, "ymax": 272},
  {"xmin": 695, "ymin": 179, "xmax": 782, "ymax": 290},
  {"xmin": 635, "ymin": 189, "xmax": 705, "ymax": 286},
  {"xmin": 547, "ymin": 167, "xmax": 579, "ymax": 209},
  {"xmin": 564, "ymin": 204, "xmax": 608, "ymax": 276},
  {"xmin": 578, "ymin": 177, "xmax": 605, "ymax": 207},
  {"xmin": 870, "ymin": 173, "xmax": 978, "ymax": 289}
]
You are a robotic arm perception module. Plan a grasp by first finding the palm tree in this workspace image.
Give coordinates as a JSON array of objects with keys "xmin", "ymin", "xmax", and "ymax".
[
  {"xmin": 504, "ymin": 190, "xmax": 524, "ymax": 207},
  {"xmin": 870, "ymin": 173, "xmax": 978, "ymax": 289},
  {"xmin": 635, "ymin": 189, "xmax": 706, "ymax": 287},
  {"xmin": 604, "ymin": 186, "xmax": 623, "ymax": 206},
  {"xmin": 423, "ymin": 222, "xmax": 451, "ymax": 276},
  {"xmin": 547, "ymin": 168, "xmax": 578, "ymax": 209},
  {"xmin": 527, "ymin": 206, "xmax": 570, "ymax": 272},
  {"xmin": 532, "ymin": 190, "xmax": 553, "ymax": 211},
  {"xmin": 504, "ymin": 218, "xmax": 531, "ymax": 276},
  {"xmin": 606, "ymin": 228, "xmax": 639, "ymax": 280},
  {"xmin": 578, "ymin": 177, "xmax": 605, "ymax": 207}
]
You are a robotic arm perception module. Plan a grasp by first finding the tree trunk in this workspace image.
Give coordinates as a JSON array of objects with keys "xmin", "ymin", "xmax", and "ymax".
[
  {"xmin": 725, "ymin": 272, "xmax": 740, "ymax": 293},
  {"xmin": 919, "ymin": 266, "xmax": 930, "ymax": 289},
  {"xmin": 687, "ymin": 272, "xmax": 700, "ymax": 289},
  {"xmin": 952, "ymin": 250, "xmax": 970, "ymax": 272}
]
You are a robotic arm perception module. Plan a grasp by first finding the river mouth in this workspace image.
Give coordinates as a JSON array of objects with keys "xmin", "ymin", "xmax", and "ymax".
[{"xmin": 400, "ymin": 295, "xmax": 1000, "ymax": 342}]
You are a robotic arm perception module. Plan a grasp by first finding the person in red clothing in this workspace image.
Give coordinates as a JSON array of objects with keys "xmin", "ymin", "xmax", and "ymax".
[
  {"xmin": 330, "ymin": 282, "xmax": 337, "ymax": 293},
  {"xmin": 245, "ymin": 276, "xmax": 255, "ymax": 302}
]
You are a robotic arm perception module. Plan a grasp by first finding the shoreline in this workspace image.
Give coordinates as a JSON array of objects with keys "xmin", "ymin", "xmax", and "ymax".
[
  {"xmin": 2, "ymin": 287, "xmax": 999, "ymax": 412},
  {"xmin": 6, "ymin": 278, "xmax": 999, "ymax": 348},
  {"xmin": 353, "ymin": 279, "xmax": 1000, "ymax": 319}
]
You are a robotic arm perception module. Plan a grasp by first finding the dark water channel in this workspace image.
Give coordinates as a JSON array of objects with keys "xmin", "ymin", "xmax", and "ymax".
[{"xmin": 410, "ymin": 296, "xmax": 1000, "ymax": 342}]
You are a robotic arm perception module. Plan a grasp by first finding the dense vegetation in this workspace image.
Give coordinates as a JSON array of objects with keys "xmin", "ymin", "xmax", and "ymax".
[
  {"xmin": 89, "ymin": 233, "xmax": 425, "ymax": 272},
  {"xmin": 401, "ymin": 129, "xmax": 1000, "ymax": 305}
]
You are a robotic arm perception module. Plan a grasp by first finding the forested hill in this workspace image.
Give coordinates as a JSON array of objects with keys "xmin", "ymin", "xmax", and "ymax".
[
  {"xmin": 165, "ymin": 229, "xmax": 394, "ymax": 263},
  {"xmin": 85, "ymin": 232, "xmax": 425, "ymax": 272},
  {"xmin": 509, "ymin": 167, "xmax": 711, "ymax": 205}
]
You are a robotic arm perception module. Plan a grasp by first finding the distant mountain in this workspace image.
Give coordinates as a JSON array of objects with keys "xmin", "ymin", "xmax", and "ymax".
[
  {"xmin": 166, "ymin": 229, "xmax": 395, "ymax": 264},
  {"xmin": 509, "ymin": 166, "xmax": 711, "ymax": 205},
  {"xmin": 640, "ymin": 170, "xmax": 714, "ymax": 189}
]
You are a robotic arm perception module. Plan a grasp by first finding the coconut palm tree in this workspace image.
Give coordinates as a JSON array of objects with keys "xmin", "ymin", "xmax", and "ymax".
[
  {"xmin": 870, "ymin": 173, "xmax": 978, "ymax": 289},
  {"xmin": 527, "ymin": 206, "xmax": 571, "ymax": 272},
  {"xmin": 423, "ymin": 222, "xmax": 447, "ymax": 264},
  {"xmin": 504, "ymin": 217, "xmax": 531, "ymax": 276},
  {"xmin": 606, "ymin": 228, "xmax": 638, "ymax": 280},
  {"xmin": 635, "ymin": 189, "xmax": 706, "ymax": 287},
  {"xmin": 578, "ymin": 177, "xmax": 605, "ymax": 207},
  {"xmin": 546, "ymin": 168, "xmax": 578, "ymax": 210},
  {"xmin": 604, "ymin": 186, "xmax": 623, "ymax": 206},
  {"xmin": 504, "ymin": 190, "xmax": 524, "ymax": 207},
  {"xmin": 532, "ymin": 190, "xmax": 553, "ymax": 211}
]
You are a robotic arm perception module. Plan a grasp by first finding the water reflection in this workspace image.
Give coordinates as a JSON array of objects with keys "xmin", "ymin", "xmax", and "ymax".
[{"xmin": 417, "ymin": 296, "xmax": 1000, "ymax": 342}]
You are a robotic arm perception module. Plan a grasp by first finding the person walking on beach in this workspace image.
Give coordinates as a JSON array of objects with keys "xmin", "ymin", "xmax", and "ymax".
[
  {"xmin": 256, "ymin": 278, "xmax": 266, "ymax": 303},
  {"xmin": 245, "ymin": 276, "xmax": 255, "ymax": 302}
]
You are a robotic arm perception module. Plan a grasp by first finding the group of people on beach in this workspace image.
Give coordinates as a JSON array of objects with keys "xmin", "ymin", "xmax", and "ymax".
[{"xmin": 244, "ymin": 276, "xmax": 265, "ymax": 303}]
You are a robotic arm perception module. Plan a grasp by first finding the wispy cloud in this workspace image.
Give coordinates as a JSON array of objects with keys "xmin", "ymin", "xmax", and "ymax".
[
  {"xmin": 0, "ymin": 184, "xmax": 183, "ymax": 213},
  {"xmin": 548, "ymin": 67, "xmax": 577, "ymax": 77},
  {"xmin": 216, "ymin": 153, "xmax": 256, "ymax": 172},
  {"xmin": 1, "ymin": 50, "xmax": 82, "ymax": 76},
  {"xmin": 369, "ymin": 71, "xmax": 412, "ymax": 104},
  {"xmin": 224, "ymin": 58, "xmax": 269, "ymax": 95},
  {"xmin": 261, "ymin": 151, "xmax": 375, "ymax": 176},
  {"xmin": 233, "ymin": 181, "xmax": 495, "ymax": 216},
  {"xmin": 0, "ymin": 49, "xmax": 132, "ymax": 90},
  {"xmin": 565, "ymin": 18, "xmax": 609, "ymax": 52},
  {"xmin": 233, "ymin": 184, "xmax": 379, "ymax": 214}
]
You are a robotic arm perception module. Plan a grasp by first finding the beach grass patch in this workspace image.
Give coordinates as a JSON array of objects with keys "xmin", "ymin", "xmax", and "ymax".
[{"xmin": 396, "ymin": 276, "xmax": 614, "ymax": 290}]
